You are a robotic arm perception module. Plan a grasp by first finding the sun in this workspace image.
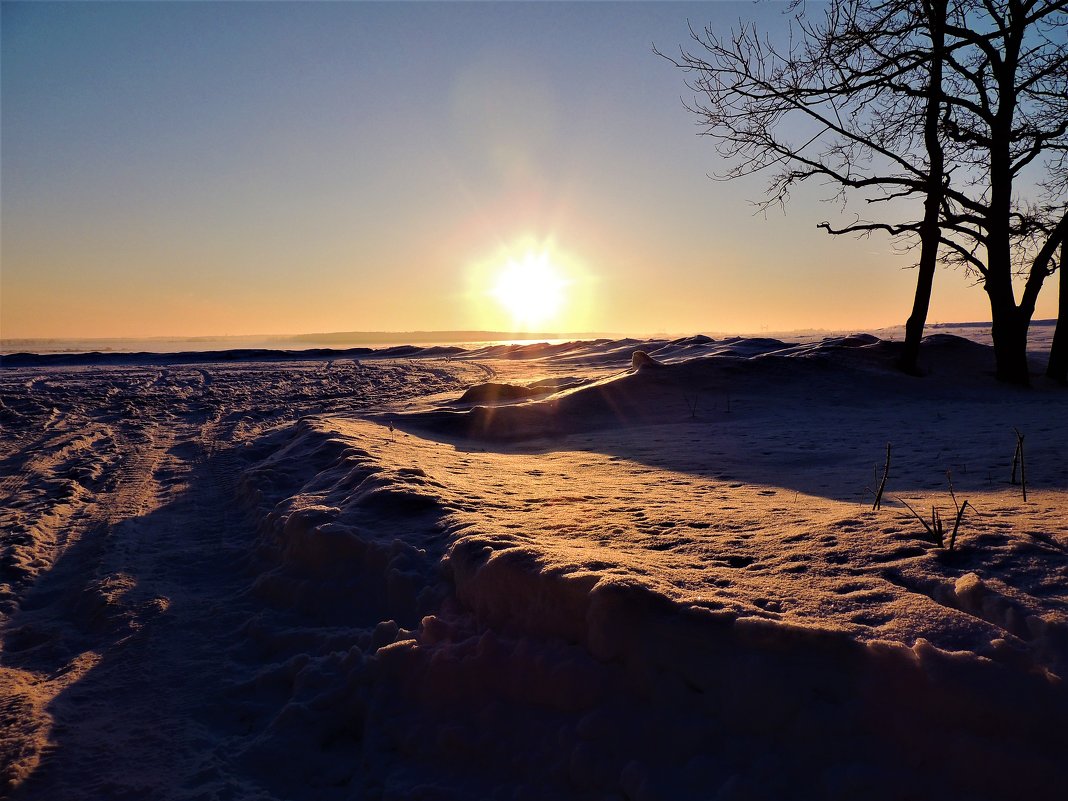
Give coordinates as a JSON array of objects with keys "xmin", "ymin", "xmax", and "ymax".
[{"xmin": 491, "ymin": 251, "xmax": 569, "ymax": 328}]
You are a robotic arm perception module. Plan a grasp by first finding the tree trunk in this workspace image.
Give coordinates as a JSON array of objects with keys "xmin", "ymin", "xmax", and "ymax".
[
  {"xmin": 897, "ymin": 0, "xmax": 946, "ymax": 377},
  {"xmin": 987, "ymin": 279, "xmax": 1031, "ymax": 384},
  {"xmin": 1047, "ymin": 242, "xmax": 1068, "ymax": 383},
  {"xmin": 981, "ymin": 139, "xmax": 1029, "ymax": 383},
  {"xmin": 899, "ymin": 263, "xmax": 936, "ymax": 375},
  {"xmin": 982, "ymin": 15, "xmax": 1031, "ymax": 385},
  {"xmin": 984, "ymin": 258, "xmax": 1031, "ymax": 384}
]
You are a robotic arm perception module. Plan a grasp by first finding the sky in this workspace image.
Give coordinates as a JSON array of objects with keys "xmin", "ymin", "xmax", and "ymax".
[{"xmin": 1, "ymin": 0, "xmax": 1060, "ymax": 340}]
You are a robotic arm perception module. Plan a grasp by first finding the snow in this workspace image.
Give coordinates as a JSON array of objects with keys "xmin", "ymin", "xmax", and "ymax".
[{"xmin": 1, "ymin": 331, "xmax": 1066, "ymax": 800}]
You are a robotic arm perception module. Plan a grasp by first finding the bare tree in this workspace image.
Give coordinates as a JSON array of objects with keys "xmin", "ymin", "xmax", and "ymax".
[
  {"xmin": 932, "ymin": 0, "xmax": 1068, "ymax": 384},
  {"xmin": 663, "ymin": 0, "xmax": 1068, "ymax": 384},
  {"xmin": 659, "ymin": 0, "xmax": 955, "ymax": 375}
]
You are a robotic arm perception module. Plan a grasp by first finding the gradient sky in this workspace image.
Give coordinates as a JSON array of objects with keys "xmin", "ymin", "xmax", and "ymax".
[{"xmin": 2, "ymin": 1, "xmax": 1058, "ymax": 339}]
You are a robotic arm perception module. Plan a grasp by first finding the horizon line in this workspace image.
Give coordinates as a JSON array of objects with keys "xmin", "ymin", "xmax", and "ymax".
[{"xmin": 0, "ymin": 319, "xmax": 1056, "ymax": 346}]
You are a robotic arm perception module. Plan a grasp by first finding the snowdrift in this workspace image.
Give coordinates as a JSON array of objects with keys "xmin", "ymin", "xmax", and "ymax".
[{"xmin": 233, "ymin": 334, "xmax": 1068, "ymax": 800}]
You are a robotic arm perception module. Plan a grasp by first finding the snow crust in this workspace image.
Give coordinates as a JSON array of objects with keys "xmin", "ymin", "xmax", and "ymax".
[{"xmin": 1, "ymin": 333, "xmax": 1066, "ymax": 800}]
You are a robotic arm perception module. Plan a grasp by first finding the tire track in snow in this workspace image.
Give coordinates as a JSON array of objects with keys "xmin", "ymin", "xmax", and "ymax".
[{"xmin": 0, "ymin": 409, "xmax": 246, "ymax": 798}]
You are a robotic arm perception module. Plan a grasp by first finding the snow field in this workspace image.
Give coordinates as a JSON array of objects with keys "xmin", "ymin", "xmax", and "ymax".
[
  {"xmin": 2, "ymin": 334, "xmax": 1065, "ymax": 799},
  {"xmin": 239, "ymin": 334, "xmax": 1066, "ymax": 799}
]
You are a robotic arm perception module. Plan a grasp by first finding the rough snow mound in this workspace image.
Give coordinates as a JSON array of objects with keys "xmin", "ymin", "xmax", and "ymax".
[
  {"xmin": 630, "ymin": 350, "xmax": 663, "ymax": 370},
  {"xmin": 241, "ymin": 419, "xmax": 448, "ymax": 627},
  {"xmin": 399, "ymin": 333, "xmax": 1009, "ymax": 442},
  {"xmin": 231, "ymin": 406, "xmax": 1068, "ymax": 800},
  {"xmin": 452, "ymin": 377, "xmax": 587, "ymax": 406}
]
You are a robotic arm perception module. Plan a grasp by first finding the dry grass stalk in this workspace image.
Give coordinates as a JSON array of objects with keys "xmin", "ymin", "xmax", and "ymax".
[
  {"xmin": 896, "ymin": 472, "xmax": 971, "ymax": 552},
  {"xmin": 684, "ymin": 393, "xmax": 699, "ymax": 419},
  {"xmin": 898, "ymin": 497, "xmax": 946, "ymax": 548},
  {"xmin": 1011, "ymin": 427, "xmax": 1027, "ymax": 501},
  {"xmin": 872, "ymin": 442, "xmax": 891, "ymax": 511}
]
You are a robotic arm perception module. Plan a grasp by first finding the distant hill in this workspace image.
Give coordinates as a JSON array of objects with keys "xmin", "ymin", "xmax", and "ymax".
[{"xmin": 283, "ymin": 330, "xmax": 613, "ymax": 344}]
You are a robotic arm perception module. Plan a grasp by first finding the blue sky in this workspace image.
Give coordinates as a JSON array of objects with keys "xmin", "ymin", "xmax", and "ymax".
[{"xmin": 2, "ymin": 1, "xmax": 1051, "ymax": 338}]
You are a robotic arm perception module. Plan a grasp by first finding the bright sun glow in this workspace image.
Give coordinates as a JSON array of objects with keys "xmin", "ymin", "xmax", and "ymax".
[{"xmin": 491, "ymin": 251, "xmax": 569, "ymax": 328}]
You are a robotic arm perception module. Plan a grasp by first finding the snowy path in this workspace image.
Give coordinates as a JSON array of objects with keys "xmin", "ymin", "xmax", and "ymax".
[
  {"xmin": 0, "ymin": 359, "xmax": 483, "ymax": 798},
  {"xmin": 0, "ymin": 377, "xmax": 260, "ymax": 795}
]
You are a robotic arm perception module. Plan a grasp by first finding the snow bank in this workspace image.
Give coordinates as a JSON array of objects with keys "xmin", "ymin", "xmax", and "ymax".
[
  {"xmin": 241, "ymin": 420, "xmax": 450, "ymax": 629},
  {"xmin": 232, "ymin": 335, "xmax": 1067, "ymax": 799}
]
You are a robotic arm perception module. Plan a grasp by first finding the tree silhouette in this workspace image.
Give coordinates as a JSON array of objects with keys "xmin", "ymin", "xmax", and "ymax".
[
  {"xmin": 931, "ymin": 0, "xmax": 1067, "ymax": 384},
  {"xmin": 664, "ymin": 0, "xmax": 1068, "ymax": 383}
]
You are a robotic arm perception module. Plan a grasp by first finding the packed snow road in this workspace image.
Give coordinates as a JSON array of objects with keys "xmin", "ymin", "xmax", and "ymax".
[{"xmin": 0, "ymin": 359, "xmax": 484, "ymax": 797}]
